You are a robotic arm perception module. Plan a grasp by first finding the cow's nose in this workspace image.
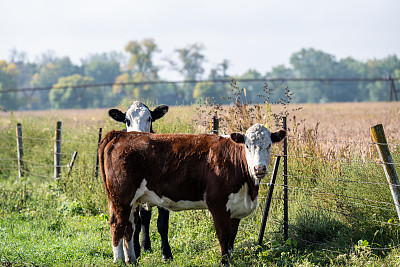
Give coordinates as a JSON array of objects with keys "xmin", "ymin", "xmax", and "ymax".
[{"xmin": 254, "ymin": 165, "xmax": 267, "ymax": 175}]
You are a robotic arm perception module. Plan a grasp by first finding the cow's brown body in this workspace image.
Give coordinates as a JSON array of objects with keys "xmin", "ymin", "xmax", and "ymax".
[{"xmin": 99, "ymin": 126, "xmax": 285, "ymax": 265}]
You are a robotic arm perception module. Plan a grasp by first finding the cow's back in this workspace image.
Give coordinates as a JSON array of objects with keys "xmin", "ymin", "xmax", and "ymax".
[{"xmin": 101, "ymin": 131, "xmax": 250, "ymax": 204}]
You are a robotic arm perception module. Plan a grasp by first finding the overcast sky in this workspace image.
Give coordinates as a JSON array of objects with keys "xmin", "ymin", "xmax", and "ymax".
[{"xmin": 1, "ymin": 0, "xmax": 399, "ymax": 79}]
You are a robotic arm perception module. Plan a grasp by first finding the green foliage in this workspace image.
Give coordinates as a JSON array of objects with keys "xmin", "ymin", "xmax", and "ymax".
[
  {"xmin": 1, "ymin": 105, "xmax": 400, "ymax": 266},
  {"xmin": 2, "ymin": 44, "xmax": 400, "ymax": 110},
  {"xmin": 49, "ymin": 74, "xmax": 94, "ymax": 109},
  {"xmin": 0, "ymin": 60, "xmax": 19, "ymax": 110},
  {"xmin": 82, "ymin": 53, "xmax": 122, "ymax": 84}
]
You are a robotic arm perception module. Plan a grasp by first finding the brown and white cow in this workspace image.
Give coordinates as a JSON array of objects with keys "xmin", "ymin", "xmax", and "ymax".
[
  {"xmin": 98, "ymin": 124, "xmax": 286, "ymax": 265},
  {"xmin": 108, "ymin": 101, "xmax": 172, "ymax": 260}
]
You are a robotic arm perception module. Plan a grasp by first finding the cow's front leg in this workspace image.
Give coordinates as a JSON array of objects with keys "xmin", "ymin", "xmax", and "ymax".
[
  {"xmin": 140, "ymin": 207, "xmax": 152, "ymax": 251},
  {"xmin": 227, "ymin": 218, "xmax": 240, "ymax": 257},
  {"xmin": 157, "ymin": 206, "xmax": 173, "ymax": 260},
  {"xmin": 123, "ymin": 207, "xmax": 139, "ymax": 263},
  {"xmin": 209, "ymin": 208, "xmax": 236, "ymax": 266}
]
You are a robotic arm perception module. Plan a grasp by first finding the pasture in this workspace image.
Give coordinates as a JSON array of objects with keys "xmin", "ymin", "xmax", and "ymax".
[{"xmin": 1, "ymin": 102, "xmax": 400, "ymax": 266}]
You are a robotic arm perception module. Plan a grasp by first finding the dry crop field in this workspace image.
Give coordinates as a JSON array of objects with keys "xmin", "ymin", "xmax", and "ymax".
[{"xmin": 1, "ymin": 101, "xmax": 400, "ymax": 266}]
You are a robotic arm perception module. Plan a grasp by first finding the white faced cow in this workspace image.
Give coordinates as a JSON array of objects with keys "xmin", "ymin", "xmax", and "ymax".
[
  {"xmin": 108, "ymin": 101, "xmax": 172, "ymax": 260},
  {"xmin": 98, "ymin": 124, "xmax": 286, "ymax": 265}
]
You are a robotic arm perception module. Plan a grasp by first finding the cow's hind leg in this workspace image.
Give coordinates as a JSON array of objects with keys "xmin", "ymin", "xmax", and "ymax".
[
  {"xmin": 109, "ymin": 203, "xmax": 133, "ymax": 264},
  {"xmin": 133, "ymin": 212, "xmax": 142, "ymax": 258},
  {"xmin": 123, "ymin": 207, "xmax": 139, "ymax": 263},
  {"xmin": 157, "ymin": 206, "xmax": 172, "ymax": 260}
]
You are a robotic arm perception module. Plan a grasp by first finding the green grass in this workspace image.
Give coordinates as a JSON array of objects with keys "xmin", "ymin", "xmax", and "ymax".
[{"xmin": 1, "ymin": 105, "xmax": 400, "ymax": 266}]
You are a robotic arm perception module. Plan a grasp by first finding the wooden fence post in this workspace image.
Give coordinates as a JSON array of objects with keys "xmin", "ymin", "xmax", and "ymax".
[
  {"xmin": 67, "ymin": 151, "xmax": 78, "ymax": 177},
  {"xmin": 370, "ymin": 124, "xmax": 400, "ymax": 220},
  {"xmin": 257, "ymin": 156, "xmax": 281, "ymax": 246},
  {"xmin": 283, "ymin": 116, "xmax": 288, "ymax": 241},
  {"xmin": 94, "ymin": 127, "xmax": 102, "ymax": 180},
  {"xmin": 16, "ymin": 123, "xmax": 24, "ymax": 180},
  {"xmin": 54, "ymin": 121, "xmax": 62, "ymax": 180}
]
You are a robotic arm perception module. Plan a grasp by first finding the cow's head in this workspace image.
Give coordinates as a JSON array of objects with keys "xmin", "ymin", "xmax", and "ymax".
[
  {"xmin": 230, "ymin": 124, "xmax": 286, "ymax": 183},
  {"xmin": 108, "ymin": 101, "xmax": 169, "ymax": 133}
]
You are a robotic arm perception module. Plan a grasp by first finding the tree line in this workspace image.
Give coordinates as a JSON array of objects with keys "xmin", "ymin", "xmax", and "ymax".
[{"xmin": 0, "ymin": 39, "xmax": 399, "ymax": 110}]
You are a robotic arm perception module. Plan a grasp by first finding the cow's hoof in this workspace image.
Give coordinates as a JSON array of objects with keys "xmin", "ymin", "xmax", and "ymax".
[
  {"xmin": 161, "ymin": 250, "xmax": 173, "ymax": 261},
  {"xmin": 142, "ymin": 245, "xmax": 152, "ymax": 253},
  {"xmin": 141, "ymin": 239, "xmax": 152, "ymax": 252}
]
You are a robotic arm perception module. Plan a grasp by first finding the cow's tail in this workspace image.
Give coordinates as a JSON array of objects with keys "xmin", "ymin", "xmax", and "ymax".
[{"xmin": 98, "ymin": 130, "xmax": 118, "ymax": 198}]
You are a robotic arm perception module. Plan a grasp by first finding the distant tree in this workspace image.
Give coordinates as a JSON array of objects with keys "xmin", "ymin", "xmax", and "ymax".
[
  {"xmin": 167, "ymin": 43, "xmax": 206, "ymax": 102},
  {"xmin": 31, "ymin": 56, "xmax": 82, "ymax": 107},
  {"xmin": 236, "ymin": 69, "xmax": 264, "ymax": 103},
  {"xmin": 289, "ymin": 48, "xmax": 337, "ymax": 102},
  {"xmin": 0, "ymin": 60, "xmax": 19, "ymax": 110},
  {"xmin": 49, "ymin": 74, "xmax": 94, "ymax": 109},
  {"xmin": 193, "ymin": 60, "xmax": 230, "ymax": 101},
  {"xmin": 81, "ymin": 53, "xmax": 122, "ymax": 83},
  {"xmin": 113, "ymin": 39, "xmax": 160, "ymax": 102}
]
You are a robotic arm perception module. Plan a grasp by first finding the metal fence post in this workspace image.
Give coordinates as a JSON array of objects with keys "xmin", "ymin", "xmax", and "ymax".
[
  {"xmin": 16, "ymin": 123, "xmax": 24, "ymax": 180},
  {"xmin": 94, "ymin": 127, "xmax": 102, "ymax": 180},
  {"xmin": 388, "ymin": 75, "xmax": 398, "ymax": 102},
  {"xmin": 370, "ymin": 124, "xmax": 400, "ymax": 220},
  {"xmin": 257, "ymin": 156, "xmax": 281, "ymax": 246},
  {"xmin": 283, "ymin": 116, "xmax": 288, "ymax": 241},
  {"xmin": 210, "ymin": 116, "xmax": 219, "ymax": 134},
  {"xmin": 54, "ymin": 121, "xmax": 62, "ymax": 180}
]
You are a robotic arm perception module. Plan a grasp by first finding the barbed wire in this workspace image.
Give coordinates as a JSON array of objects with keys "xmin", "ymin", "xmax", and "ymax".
[
  {"xmin": 0, "ymin": 134, "xmax": 16, "ymax": 139},
  {"xmin": 2, "ymin": 77, "xmax": 400, "ymax": 94},
  {"xmin": 283, "ymin": 153, "xmax": 399, "ymax": 165},
  {"xmin": 21, "ymin": 169, "xmax": 53, "ymax": 179},
  {"xmin": 284, "ymin": 173, "xmax": 399, "ymax": 187},
  {"xmin": 0, "ymin": 158, "xmax": 17, "ymax": 161},
  {"xmin": 282, "ymin": 184, "xmax": 398, "ymax": 207},
  {"xmin": 268, "ymin": 217, "xmax": 400, "ymax": 252},
  {"xmin": 288, "ymin": 135, "xmax": 400, "ymax": 147},
  {"xmin": 287, "ymin": 186, "xmax": 396, "ymax": 212}
]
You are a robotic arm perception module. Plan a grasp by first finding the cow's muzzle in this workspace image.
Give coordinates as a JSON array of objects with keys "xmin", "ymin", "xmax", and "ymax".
[{"xmin": 254, "ymin": 165, "xmax": 267, "ymax": 179}]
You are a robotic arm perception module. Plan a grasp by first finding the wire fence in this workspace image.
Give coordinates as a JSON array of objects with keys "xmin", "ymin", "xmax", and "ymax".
[{"xmin": 0, "ymin": 117, "xmax": 399, "ymax": 254}]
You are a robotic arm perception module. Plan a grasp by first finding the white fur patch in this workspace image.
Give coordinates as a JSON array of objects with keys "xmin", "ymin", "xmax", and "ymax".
[
  {"xmin": 125, "ymin": 101, "xmax": 152, "ymax": 132},
  {"xmin": 113, "ymin": 239, "xmax": 124, "ymax": 263},
  {"xmin": 130, "ymin": 179, "xmax": 207, "ymax": 211},
  {"xmin": 226, "ymin": 183, "xmax": 258, "ymax": 219}
]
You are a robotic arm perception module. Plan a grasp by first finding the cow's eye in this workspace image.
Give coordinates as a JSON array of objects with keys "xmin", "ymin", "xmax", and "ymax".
[
  {"xmin": 147, "ymin": 118, "xmax": 151, "ymax": 122},
  {"xmin": 266, "ymin": 144, "xmax": 271, "ymax": 150}
]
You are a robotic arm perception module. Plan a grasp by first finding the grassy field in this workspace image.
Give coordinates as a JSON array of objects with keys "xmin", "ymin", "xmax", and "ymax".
[{"xmin": 1, "ymin": 101, "xmax": 400, "ymax": 266}]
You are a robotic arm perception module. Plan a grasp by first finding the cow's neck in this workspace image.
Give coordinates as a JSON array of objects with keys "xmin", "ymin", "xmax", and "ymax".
[{"xmin": 232, "ymin": 141, "xmax": 260, "ymax": 201}]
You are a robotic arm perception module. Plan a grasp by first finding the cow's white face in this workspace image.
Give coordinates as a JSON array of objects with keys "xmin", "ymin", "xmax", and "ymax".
[
  {"xmin": 230, "ymin": 124, "xmax": 286, "ymax": 184},
  {"xmin": 108, "ymin": 101, "xmax": 169, "ymax": 133},
  {"xmin": 125, "ymin": 102, "xmax": 152, "ymax": 132}
]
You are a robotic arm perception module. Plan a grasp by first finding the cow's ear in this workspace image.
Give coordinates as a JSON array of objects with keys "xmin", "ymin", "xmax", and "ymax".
[
  {"xmin": 151, "ymin": 105, "xmax": 169, "ymax": 121},
  {"xmin": 230, "ymin": 132, "xmax": 245, "ymax": 143},
  {"xmin": 108, "ymin": 109, "xmax": 126, "ymax": 122},
  {"xmin": 271, "ymin": 129, "xmax": 286, "ymax": 143}
]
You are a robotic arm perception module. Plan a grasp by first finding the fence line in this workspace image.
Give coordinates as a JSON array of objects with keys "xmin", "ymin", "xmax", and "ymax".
[
  {"xmin": 286, "ymin": 187, "xmax": 396, "ymax": 212},
  {"xmin": 281, "ymin": 184, "xmax": 398, "ymax": 207},
  {"xmin": 266, "ymin": 182, "xmax": 398, "ymax": 208},
  {"xmin": 284, "ymin": 173, "xmax": 400, "ymax": 187},
  {"xmin": 283, "ymin": 153, "xmax": 398, "ymax": 165}
]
